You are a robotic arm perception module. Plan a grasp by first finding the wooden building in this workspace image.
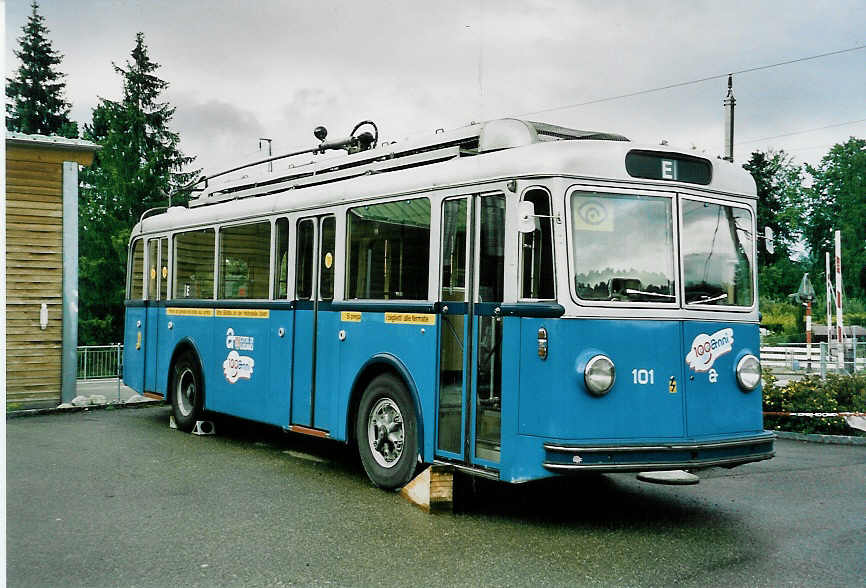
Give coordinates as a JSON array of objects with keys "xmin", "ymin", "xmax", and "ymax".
[{"xmin": 5, "ymin": 132, "xmax": 98, "ymax": 409}]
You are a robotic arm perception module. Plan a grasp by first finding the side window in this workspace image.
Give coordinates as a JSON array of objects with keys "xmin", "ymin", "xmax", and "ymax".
[
  {"xmin": 147, "ymin": 239, "xmax": 158, "ymax": 300},
  {"xmin": 274, "ymin": 219, "xmax": 290, "ymax": 299},
  {"xmin": 160, "ymin": 237, "xmax": 168, "ymax": 300},
  {"xmin": 479, "ymin": 195, "xmax": 505, "ymax": 302},
  {"xmin": 346, "ymin": 198, "xmax": 430, "ymax": 300},
  {"xmin": 218, "ymin": 222, "xmax": 270, "ymax": 299},
  {"xmin": 173, "ymin": 228, "xmax": 215, "ymax": 299},
  {"xmin": 320, "ymin": 216, "xmax": 336, "ymax": 301},
  {"xmin": 128, "ymin": 239, "xmax": 144, "ymax": 300},
  {"xmin": 520, "ymin": 189, "xmax": 555, "ymax": 299},
  {"xmin": 296, "ymin": 219, "xmax": 315, "ymax": 300}
]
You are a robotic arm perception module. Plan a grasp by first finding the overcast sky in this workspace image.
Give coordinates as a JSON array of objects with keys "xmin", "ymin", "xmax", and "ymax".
[{"xmin": 5, "ymin": 1, "xmax": 865, "ymax": 179}]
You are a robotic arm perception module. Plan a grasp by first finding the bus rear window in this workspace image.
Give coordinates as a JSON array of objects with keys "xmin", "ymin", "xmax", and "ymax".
[
  {"xmin": 128, "ymin": 239, "xmax": 144, "ymax": 300},
  {"xmin": 346, "ymin": 198, "xmax": 430, "ymax": 300},
  {"xmin": 174, "ymin": 228, "xmax": 215, "ymax": 299}
]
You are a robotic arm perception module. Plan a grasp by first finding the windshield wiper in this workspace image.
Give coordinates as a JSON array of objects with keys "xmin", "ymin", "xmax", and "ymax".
[
  {"xmin": 624, "ymin": 289, "xmax": 675, "ymax": 299},
  {"xmin": 689, "ymin": 293, "xmax": 728, "ymax": 305}
]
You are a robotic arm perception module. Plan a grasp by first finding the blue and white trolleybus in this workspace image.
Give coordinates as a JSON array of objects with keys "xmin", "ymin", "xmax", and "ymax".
[{"xmin": 123, "ymin": 118, "xmax": 774, "ymax": 489}]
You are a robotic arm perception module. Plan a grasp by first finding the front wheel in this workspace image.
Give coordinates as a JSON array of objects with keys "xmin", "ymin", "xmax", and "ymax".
[
  {"xmin": 356, "ymin": 374, "xmax": 419, "ymax": 490},
  {"xmin": 171, "ymin": 351, "xmax": 203, "ymax": 432}
]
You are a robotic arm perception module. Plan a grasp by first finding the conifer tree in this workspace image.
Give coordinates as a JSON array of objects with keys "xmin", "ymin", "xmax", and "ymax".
[
  {"xmin": 6, "ymin": 1, "xmax": 78, "ymax": 138},
  {"xmin": 78, "ymin": 32, "xmax": 199, "ymax": 344}
]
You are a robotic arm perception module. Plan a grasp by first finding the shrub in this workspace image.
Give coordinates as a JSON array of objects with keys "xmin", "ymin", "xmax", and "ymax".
[{"xmin": 762, "ymin": 369, "xmax": 866, "ymax": 435}]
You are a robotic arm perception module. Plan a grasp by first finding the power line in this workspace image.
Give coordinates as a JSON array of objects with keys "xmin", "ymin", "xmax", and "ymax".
[
  {"xmin": 517, "ymin": 44, "xmax": 866, "ymax": 117},
  {"xmin": 735, "ymin": 119, "xmax": 866, "ymax": 145}
]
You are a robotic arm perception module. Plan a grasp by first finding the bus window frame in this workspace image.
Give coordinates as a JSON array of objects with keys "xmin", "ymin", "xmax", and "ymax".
[
  {"xmin": 343, "ymin": 195, "xmax": 434, "ymax": 303},
  {"xmin": 127, "ymin": 237, "xmax": 145, "ymax": 300},
  {"xmin": 678, "ymin": 193, "xmax": 756, "ymax": 313},
  {"xmin": 518, "ymin": 186, "xmax": 556, "ymax": 302},
  {"xmin": 564, "ymin": 183, "xmax": 681, "ymax": 310},
  {"xmin": 216, "ymin": 219, "xmax": 273, "ymax": 301},
  {"xmin": 173, "ymin": 225, "xmax": 217, "ymax": 301}
]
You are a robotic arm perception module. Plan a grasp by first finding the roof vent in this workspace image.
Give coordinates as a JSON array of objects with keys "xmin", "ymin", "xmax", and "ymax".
[{"xmin": 478, "ymin": 119, "xmax": 538, "ymax": 153}]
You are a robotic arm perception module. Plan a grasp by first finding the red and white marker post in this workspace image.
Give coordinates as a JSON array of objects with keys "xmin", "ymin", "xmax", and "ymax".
[{"xmin": 835, "ymin": 230, "xmax": 844, "ymax": 371}]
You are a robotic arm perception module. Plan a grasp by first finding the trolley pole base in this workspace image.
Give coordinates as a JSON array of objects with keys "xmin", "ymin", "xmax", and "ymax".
[{"xmin": 400, "ymin": 465, "xmax": 454, "ymax": 513}]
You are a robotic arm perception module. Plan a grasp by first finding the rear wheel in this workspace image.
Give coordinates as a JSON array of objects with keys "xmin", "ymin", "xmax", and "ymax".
[
  {"xmin": 356, "ymin": 373, "xmax": 418, "ymax": 490},
  {"xmin": 171, "ymin": 352, "xmax": 203, "ymax": 432}
]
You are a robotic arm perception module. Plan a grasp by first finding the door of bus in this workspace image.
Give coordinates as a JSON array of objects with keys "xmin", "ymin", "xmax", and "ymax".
[
  {"xmin": 290, "ymin": 215, "xmax": 336, "ymax": 431},
  {"xmin": 436, "ymin": 194, "xmax": 505, "ymax": 468},
  {"xmin": 143, "ymin": 236, "xmax": 168, "ymax": 395}
]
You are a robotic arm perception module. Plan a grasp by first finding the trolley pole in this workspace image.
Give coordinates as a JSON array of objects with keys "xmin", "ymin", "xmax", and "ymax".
[
  {"xmin": 835, "ymin": 230, "xmax": 844, "ymax": 371},
  {"xmin": 259, "ymin": 138, "xmax": 273, "ymax": 172}
]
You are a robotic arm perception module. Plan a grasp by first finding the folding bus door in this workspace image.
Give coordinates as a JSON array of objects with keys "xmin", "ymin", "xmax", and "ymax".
[
  {"xmin": 291, "ymin": 215, "xmax": 335, "ymax": 433},
  {"xmin": 436, "ymin": 194, "xmax": 505, "ymax": 468}
]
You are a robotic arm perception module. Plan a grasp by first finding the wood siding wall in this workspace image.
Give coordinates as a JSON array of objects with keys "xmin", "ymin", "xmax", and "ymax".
[{"xmin": 6, "ymin": 148, "xmax": 67, "ymax": 408}]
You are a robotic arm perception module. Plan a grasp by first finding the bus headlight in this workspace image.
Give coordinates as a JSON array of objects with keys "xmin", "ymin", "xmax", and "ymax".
[
  {"xmin": 585, "ymin": 355, "xmax": 615, "ymax": 396},
  {"xmin": 736, "ymin": 354, "xmax": 761, "ymax": 391}
]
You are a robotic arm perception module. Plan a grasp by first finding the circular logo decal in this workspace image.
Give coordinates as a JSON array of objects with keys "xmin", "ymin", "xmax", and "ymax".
[
  {"xmin": 325, "ymin": 252, "xmax": 333, "ymax": 269},
  {"xmin": 150, "ymin": 267, "xmax": 157, "ymax": 280},
  {"xmin": 162, "ymin": 266, "xmax": 168, "ymax": 279}
]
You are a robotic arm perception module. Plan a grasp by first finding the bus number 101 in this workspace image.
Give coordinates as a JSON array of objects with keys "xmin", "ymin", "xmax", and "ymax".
[{"xmin": 632, "ymin": 369, "xmax": 655, "ymax": 385}]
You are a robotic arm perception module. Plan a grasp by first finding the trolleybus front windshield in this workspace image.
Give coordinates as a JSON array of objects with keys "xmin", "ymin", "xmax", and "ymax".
[
  {"xmin": 681, "ymin": 199, "xmax": 754, "ymax": 307},
  {"xmin": 571, "ymin": 191, "xmax": 676, "ymax": 303}
]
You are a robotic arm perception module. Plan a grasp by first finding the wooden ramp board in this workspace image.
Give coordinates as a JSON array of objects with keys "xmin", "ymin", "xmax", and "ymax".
[{"xmin": 400, "ymin": 465, "xmax": 454, "ymax": 513}]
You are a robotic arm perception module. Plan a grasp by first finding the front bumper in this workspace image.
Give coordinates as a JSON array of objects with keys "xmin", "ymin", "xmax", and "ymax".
[{"xmin": 543, "ymin": 432, "xmax": 775, "ymax": 473}]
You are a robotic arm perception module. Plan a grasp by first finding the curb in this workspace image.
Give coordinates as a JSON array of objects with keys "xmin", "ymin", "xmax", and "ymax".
[
  {"xmin": 772, "ymin": 430, "xmax": 866, "ymax": 446},
  {"xmin": 6, "ymin": 398, "xmax": 164, "ymax": 419}
]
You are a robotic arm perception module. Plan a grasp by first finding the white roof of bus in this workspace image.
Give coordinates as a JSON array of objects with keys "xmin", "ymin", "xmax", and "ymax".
[{"xmin": 136, "ymin": 137, "xmax": 756, "ymax": 236}]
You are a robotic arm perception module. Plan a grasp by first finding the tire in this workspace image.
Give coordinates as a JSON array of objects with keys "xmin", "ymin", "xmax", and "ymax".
[
  {"xmin": 356, "ymin": 373, "xmax": 419, "ymax": 490},
  {"xmin": 171, "ymin": 351, "xmax": 204, "ymax": 433}
]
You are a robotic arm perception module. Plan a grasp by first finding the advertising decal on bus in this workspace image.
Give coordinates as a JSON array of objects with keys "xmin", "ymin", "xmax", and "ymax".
[
  {"xmin": 686, "ymin": 328, "xmax": 734, "ymax": 372},
  {"xmin": 223, "ymin": 327, "xmax": 255, "ymax": 383}
]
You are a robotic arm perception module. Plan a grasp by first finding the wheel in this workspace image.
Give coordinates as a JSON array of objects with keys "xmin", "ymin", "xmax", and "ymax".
[
  {"xmin": 355, "ymin": 373, "xmax": 419, "ymax": 490},
  {"xmin": 171, "ymin": 351, "xmax": 203, "ymax": 432}
]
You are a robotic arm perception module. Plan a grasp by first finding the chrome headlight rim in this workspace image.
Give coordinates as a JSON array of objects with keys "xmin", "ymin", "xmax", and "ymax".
[
  {"xmin": 736, "ymin": 354, "xmax": 761, "ymax": 392},
  {"xmin": 584, "ymin": 354, "xmax": 616, "ymax": 396}
]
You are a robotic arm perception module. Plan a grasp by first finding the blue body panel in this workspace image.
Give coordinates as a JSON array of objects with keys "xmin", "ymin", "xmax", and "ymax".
[
  {"xmin": 291, "ymin": 308, "xmax": 315, "ymax": 427},
  {"xmin": 517, "ymin": 318, "xmax": 686, "ymax": 440},
  {"xmin": 208, "ymin": 311, "xmax": 288, "ymax": 427},
  {"xmin": 124, "ymin": 300, "xmax": 768, "ymax": 484},
  {"xmin": 683, "ymin": 321, "xmax": 762, "ymax": 436}
]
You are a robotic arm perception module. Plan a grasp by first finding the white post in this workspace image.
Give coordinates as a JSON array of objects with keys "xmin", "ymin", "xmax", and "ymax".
[
  {"xmin": 835, "ymin": 231, "xmax": 844, "ymax": 371},
  {"xmin": 826, "ymin": 252, "xmax": 832, "ymax": 352}
]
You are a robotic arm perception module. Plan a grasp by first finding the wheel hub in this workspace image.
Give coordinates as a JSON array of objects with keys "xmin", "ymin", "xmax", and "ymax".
[{"xmin": 367, "ymin": 398, "xmax": 404, "ymax": 468}]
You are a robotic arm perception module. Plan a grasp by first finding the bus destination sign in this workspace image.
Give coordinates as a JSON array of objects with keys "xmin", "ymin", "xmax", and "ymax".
[{"xmin": 625, "ymin": 150, "xmax": 712, "ymax": 185}]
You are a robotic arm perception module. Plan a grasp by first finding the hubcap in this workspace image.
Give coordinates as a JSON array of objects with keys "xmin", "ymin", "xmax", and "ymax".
[
  {"xmin": 367, "ymin": 398, "xmax": 404, "ymax": 468},
  {"xmin": 176, "ymin": 368, "xmax": 196, "ymax": 417}
]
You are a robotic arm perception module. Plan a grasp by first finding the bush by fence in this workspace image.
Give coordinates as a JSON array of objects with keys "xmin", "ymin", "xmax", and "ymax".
[{"xmin": 763, "ymin": 369, "xmax": 866, "ymax": 435}]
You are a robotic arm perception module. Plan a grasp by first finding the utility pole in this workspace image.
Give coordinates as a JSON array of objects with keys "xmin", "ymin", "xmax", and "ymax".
[
  {"xmin": 723, "ymin": 74, "xmax": 735, "ymax": 162},
  {"xmin": 258, "ymin": 138, "xmax": 273, "ymax": 172}
]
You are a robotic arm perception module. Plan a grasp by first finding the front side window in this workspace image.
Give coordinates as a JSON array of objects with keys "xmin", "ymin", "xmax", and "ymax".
[
  {"xmin": 570, "ymin": 191, "xmax": 675, "ymax": 303},
  {"xmin": 681, "ymin": 199, "xmax": 754, "ymax": 307}
]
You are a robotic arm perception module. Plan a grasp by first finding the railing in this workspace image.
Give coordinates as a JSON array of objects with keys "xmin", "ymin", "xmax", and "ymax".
[
  {"xmin": 760, "ymin": 341, "xmax": 865, "ymax": 376},
  {"xmin": 77, "ymin": 344, "xmax": 123, "ymax": 380}
]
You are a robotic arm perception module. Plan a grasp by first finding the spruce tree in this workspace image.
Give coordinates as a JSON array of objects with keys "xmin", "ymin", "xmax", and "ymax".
[
  {"xmin": 78, "ymin": 32, "xmax": 199, "ymax": 344},
  {"xmin": 6, "ymin": 1, "xmax": 78, "ymax": 138}
]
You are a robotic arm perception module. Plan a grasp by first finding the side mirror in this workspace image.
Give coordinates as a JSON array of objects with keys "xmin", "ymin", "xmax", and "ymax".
[
  {"xmin": 764, "ymin": 226, "xmax": 775, "ymax": 254},
  {"xmin": 518, "ymin": 201, "xmax": 540, "ymax": 234}
]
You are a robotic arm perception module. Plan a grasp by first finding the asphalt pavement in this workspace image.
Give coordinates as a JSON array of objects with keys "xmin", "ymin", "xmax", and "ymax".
[{"xmin": 6, "ymin": 406, "xmax": 866, "ymax": 587}]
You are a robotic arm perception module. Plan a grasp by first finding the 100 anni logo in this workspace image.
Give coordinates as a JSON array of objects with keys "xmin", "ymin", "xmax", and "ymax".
[{"xmin": 685, "ymin": 328, "xmax": 734, "ymax": 372}]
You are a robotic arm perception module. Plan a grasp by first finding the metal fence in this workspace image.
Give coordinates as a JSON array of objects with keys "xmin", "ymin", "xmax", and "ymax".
[
  {"xmin": 77, "ymin": 344, "xmax": 123, "ymax": 380},
  {"xmin": 760, "ymin": 341, "xmax": 866, "ymax": 376}
]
